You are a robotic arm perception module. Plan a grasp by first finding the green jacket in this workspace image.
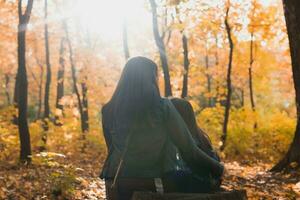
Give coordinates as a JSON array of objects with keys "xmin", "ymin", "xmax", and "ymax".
[{"xmin": 100, "ymin": 98, "xmax": 224, "ymax": 179}]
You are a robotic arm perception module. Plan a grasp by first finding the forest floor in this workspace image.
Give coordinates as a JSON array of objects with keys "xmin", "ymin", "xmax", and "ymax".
[{"xmin": 0, "ymin": 143, "xmax": 300, "ymax": 200}]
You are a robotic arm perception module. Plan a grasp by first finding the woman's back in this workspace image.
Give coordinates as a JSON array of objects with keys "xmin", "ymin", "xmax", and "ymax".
[
  {"xmin": 101, "ymin": 98, "xmax": 223, "ymax": 179},
  {"xmin": 101, "ymin": 57, "xmax": 223, "ymax": 200},
  {"xmin": 101, "ymin": 99, "xmax": 168, "ymax": 178}
]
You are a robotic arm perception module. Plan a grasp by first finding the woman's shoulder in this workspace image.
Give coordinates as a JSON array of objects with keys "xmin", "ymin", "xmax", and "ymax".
[
  {"xmin": 149, "ymin": 98, "xmax": 170, "ymax": 119},
  {"xmin": 101, "ymin": 102, "xmax": 112, "ymax": 125},
  {"xmin": 169, "ymin": 97, "xmax": 193, "ymax": 110},
  {"xmin": 159, "ymin": 97, "xmax": 178, "ymax": 117},
  {"xmin": 162, "ymin": 97, "xmax": 191, "ymax": 107},
  {"xmin": 159, "ymin": 97, "xmax": 172, "ymax": 108},
  {"xmin": 101, "ymin": 102, "xmax": 111, "ymax": 115}
]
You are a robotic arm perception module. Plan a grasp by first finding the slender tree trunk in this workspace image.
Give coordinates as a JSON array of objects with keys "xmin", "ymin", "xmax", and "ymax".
[
  {"xmin": 205, "ymin": 43, "xmax": 212, "ymax": 107},
  {"xmin": 12, "ymin": 73, "xmax": 19, "ymax": 125},
  {"xmin": 80, "ymin": 75, "xmax": 89, "ymax": 152},
  {"xmin": 37, "ymin": 60, "xmax": 43, "ymax": 119},
  {"xmin": 27, "ymin": 64, "xmax": 42, "ymax": 120},
  {"xmin": 81, "ymin": 75, "xmax": 89, "ymax": 133},
  {"xmin": 181, "ymin": 33, "xmax": 189, "ymax": 98},
  {"xmin": 215, "ymin": 35, "xmax": 220, "ymax": 103},
  {"xmin": 241, "ymin": 89, "xmax": 244, "ymax": 107},
  {"xmin": 32, "ymin": 39, "xmax": 44, "ymax": 120},
  {"xmin": 43, "ymin": 0, "xmax": 51, "ymax": 120},
  {"xmin": 54, "ymin": 37, "xmax": 66, "ymax": 125},
  {"xmin": 249, "ymin": 31, "xmax": 257, "ymax": 128},
  {"xmin": 13, "ymin": 74, "xmax": 19, "ymax": 106},
  {"xmin": 63, "ymin": 21, "xmax": 88, "ymax": 134},
  {"xmin": 271, "ymin": 0, "xmax": 300, "ymax": 172},
  {"xmin": 4, "ymin": 74, "xmax": 11, "ymax": 105},
  {"xmin": 122, "ymin": 19, "xmax": 130, "ymax": 60},
  {"xmin": 249, "ymin": 32, "xmax": 255, "ymax": 110},
  {"xmin": 149, "ymin": 0, "xmax": 172, "ymax": 96},
  {"xmin": 215, "ymin": 35, "xmax": 219, "ymax": 66},
  {"xmin": 17, "ymin": 0, "xmax": 34, "ymax": 163},
  {"xmin": 166, "ymin": 30, "xmax": 172, "ymax": 46},
  {"xmin": 41, "ymin": 0, "xmax": 51, "ymax": 150},
  {"xmin": 220, "ymin": 6, "xmax": 234, "ymax": 151}
]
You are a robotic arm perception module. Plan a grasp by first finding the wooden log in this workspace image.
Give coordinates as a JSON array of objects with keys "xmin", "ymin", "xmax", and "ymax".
[{"xmin": 132, "ymin": 190, "xmax": 247, "ymax": 200}]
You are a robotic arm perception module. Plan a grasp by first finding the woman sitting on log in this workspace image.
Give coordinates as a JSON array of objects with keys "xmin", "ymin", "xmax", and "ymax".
[
  {"xmin": 100, "ymin": 56, "xmax": 224, "ymax": 200},
  {"xmin": 164, "ymin": 98, "xmax": 222, "ymax": 193}
]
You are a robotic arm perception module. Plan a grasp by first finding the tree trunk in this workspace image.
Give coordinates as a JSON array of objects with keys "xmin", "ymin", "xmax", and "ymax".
[
  {"xmin": 54, "ymin": 37, "xmax": 66, "ymax": 125},
  {"xmin": 17, "ymin": 0, "xmax": 34, "ymax": 163},
  {"xmin": 12, "ymin": 73, "xmax": 19, "ymax": 125},
  {"xmin": 249, "ymin": 33, "xmax": 255, "ymax": 111},
  {"xmin": 271, "ymin": 0, "xmax": 300, "ymax": 172},
  {"xmin": 205, "ymin": 43, "xmax": 212, "ymax": 107},
  {"xmin": 122, "ymin": 20, "xmax": 130, "ymax": 60},
  {"xmin": 63, "ymin": 20, "xmax": 88, "ymax": 134},
  {"xmin": 13, "ymin": 74, "xmax": 19, "ymax": 106},
  {"xmin": 4, "ymin": 74, "xmax": 11, "ymax": 105},
  {"xmin": 249, "ymin": 31, "xmax": 257, "ymax": 129},
  {"xmin": 241, "ymin": 89, "xmax": 244, "ymax": 107},
  {"xmin": 79, "ymin": 74, "xmax": 89, "ymax": 151},
  {"xmin": 215, "ymin": 35, "xmax": 219, "ymax": 66},
  {"xmin": 56, "ymin": 37, "xmax": 66, "ymax": 111},
  {"xmin": 81, "ymin": 75, "xmax": 89, "ymax": 133},
  {"xmin": 181, "ymin": 33, "xmax": 189, "ymax": 98},
  {"xmin": 37, "ymin": 58, "xmax": 44, "ymax": 119},
  {"xmin": 215, "ymin": 35, "xmax": 220, "ymax": 103},
  {"xmin": 32, "ymin": 38, "xmax": 44, "ymax": 120},
  {"xmin": 149, "ymin": 0, "xmax": 172, "ymax": 97},
  {"xmin": 41, "ymin": 0, "xmax": 51, "ymax": 150},
  {"xmin": 43, "ymin": 0, "xmax": 51, "ymax": 120},
  {"xmin": 220, "ymin": 6, "xmax": 234, "ymax": 151}
]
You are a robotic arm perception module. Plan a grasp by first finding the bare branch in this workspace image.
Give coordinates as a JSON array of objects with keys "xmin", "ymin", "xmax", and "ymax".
[
  {"xmin": 18, "ymin": 0, "xmax": 22, "ymax": 21},
  {"xmin": 24, "ymin": 0, "xmax": 34, "ymax": 23}
]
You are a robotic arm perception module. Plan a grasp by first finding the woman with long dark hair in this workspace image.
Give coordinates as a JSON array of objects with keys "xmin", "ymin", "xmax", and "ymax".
[
  {"xmin": 101, "ymin": 56, "xmax": 224, "ymax": 200},
  {"xmin": 170, "ymin": 98, "xmax": 220, "ymax": 161},
  {"xmin": 166, "ymin": 98, "xmax": 222, "ymax": 193}
]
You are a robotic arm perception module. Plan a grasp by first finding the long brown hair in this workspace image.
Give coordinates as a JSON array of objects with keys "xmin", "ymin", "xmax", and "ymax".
[
  {"xmin": 103, "ymin": 56, "xmax": 161, "ymax": 127},
  {"xmin": 170, "ymin": 98, "xmax": 213, "ymax": 154}
]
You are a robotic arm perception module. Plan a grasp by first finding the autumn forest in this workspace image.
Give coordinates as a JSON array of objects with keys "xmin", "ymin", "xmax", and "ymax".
[{"xmin": 0, "ymin": 0, "xmax": 300, "ymax": 199}]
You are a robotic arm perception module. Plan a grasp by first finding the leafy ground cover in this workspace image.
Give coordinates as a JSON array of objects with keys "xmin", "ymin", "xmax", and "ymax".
[{"xmin": 1, "ymin": 147, "xmax": 299, "ymax": 199}]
